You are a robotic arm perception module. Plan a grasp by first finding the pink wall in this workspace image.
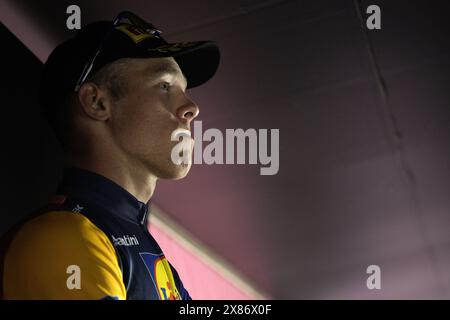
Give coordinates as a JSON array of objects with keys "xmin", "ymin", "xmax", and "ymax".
[{"xmin": 149, "ymin": 223, "xmax": 255, "ymax": 300}]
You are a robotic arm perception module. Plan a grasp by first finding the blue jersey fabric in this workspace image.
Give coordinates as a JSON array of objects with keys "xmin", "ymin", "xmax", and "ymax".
[{"xmin": 54, "ymin": 167, "xmax": 191, "ymax": 300}]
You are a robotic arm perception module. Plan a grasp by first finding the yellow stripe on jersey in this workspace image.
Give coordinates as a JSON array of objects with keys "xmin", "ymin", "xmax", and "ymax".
[{"xmin": 3, "ymin": 211, "xmax": 126, "ymax": 300}]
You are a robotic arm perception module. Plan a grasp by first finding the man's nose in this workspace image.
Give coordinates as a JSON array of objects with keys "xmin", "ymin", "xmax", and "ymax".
[{"xmin": 176, "ymin": 100, "xmax": 200, "ymax": 124}]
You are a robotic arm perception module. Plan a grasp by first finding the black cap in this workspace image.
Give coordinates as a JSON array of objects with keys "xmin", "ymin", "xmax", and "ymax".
[{"xmin": 39, "ymin": 11, "xmax": 220, "ymax": 121}]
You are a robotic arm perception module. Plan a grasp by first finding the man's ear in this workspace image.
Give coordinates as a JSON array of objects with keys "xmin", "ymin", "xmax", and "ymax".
[{"xmin": 77, "ymin": 82, "xmax": 112, "ymax": 121}]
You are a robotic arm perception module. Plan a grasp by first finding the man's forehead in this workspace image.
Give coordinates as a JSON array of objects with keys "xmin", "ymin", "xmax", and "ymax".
[
  {"xmin": 142, "ymin": 57, "xmax": 187, "ymax": 85},
  {"xmin": 145, "ymin": 57, "xmax": 179, "ymax": 71}
]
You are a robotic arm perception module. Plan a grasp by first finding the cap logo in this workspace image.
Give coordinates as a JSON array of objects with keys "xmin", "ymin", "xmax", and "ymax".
[
  {"xmin": 147, "ymin": 42, "xmax": 197, "ymax": 53},
  {"xmin": 116, "ymin": 24, "xmax": 158, "ymax": 43}
]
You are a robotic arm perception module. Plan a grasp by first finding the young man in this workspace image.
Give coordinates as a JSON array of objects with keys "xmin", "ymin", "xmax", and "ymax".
[{"xmin": 0, "ymin": 11, "xmax": 220, "ymax": 300}]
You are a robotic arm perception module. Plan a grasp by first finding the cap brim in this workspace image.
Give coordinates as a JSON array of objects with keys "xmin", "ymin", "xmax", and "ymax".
[{"xmin": 142, "ymin": 41, "xmax": 220, "ymax": 89}]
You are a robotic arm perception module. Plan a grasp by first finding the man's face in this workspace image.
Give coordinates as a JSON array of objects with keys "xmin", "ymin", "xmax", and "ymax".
[{"xmin": 108, "ymin": 57, "xmax": 198, "ymax": 180}]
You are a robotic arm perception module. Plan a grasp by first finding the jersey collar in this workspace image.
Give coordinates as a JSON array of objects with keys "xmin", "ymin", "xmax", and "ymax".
[{"xmin": 57, "ymin": 167, "xmax": 151, "ymax": 225}]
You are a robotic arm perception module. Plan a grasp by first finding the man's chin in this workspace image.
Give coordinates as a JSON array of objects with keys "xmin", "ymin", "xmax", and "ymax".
[{"xmin": 158, "ymin": 163, "xmax": 192, "ymax": 180}]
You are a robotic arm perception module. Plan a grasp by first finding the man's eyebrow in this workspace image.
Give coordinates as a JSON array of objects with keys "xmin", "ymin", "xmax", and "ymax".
[{"xmin": 148, "ymin": 63, "xmax": 188, "ymax": 87}]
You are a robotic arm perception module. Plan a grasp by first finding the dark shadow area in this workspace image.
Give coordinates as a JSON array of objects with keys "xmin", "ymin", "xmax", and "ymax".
[{"xmin": 0, "ymin": 23, "xmax": 62, "ymax": 236}]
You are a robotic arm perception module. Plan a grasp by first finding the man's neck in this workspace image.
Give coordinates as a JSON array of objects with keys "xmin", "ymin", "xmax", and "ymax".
[{"xmin": 66, "ymin": 153, "xmax": 158, "ymax": 204}]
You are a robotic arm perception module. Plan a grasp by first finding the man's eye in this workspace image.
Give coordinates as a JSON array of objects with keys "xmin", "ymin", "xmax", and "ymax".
[{"xmin": 159, "ymin": 82, "xmax": 171, "ymax": 91}]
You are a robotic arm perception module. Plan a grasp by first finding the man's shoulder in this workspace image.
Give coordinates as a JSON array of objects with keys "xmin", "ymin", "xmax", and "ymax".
[
  {"xmin": 2, "ymin": 211, "xmax": 126, "ymax": 300},
  {"xmin": 5, "ymin": 210, "xmax": 114, "ymax": 258},
  {"xmin": 17, "ymin": 210, "xmax": 101, "ymax": 237}
]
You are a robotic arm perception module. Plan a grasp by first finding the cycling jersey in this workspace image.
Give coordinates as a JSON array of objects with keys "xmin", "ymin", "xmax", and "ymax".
[{"xmin": 1, "ymin": 167, "xmax": 191, "ymax": 300}]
